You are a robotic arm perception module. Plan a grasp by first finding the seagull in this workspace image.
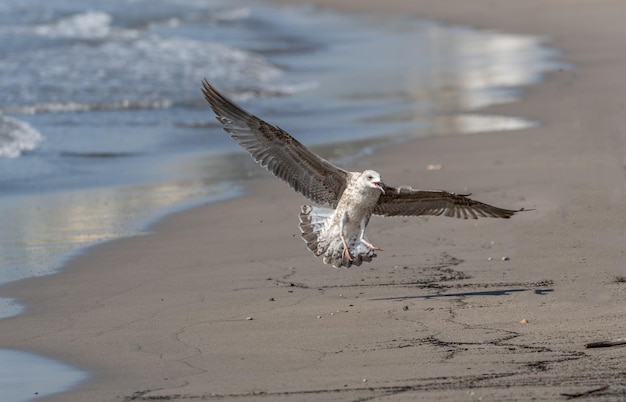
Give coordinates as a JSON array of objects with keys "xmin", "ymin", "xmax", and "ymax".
[{"xmin": 202, "ymin": 80, "xmax": 521, "ymax": 268}]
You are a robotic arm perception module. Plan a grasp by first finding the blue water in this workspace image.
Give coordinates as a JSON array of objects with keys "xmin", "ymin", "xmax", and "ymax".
[
  {"xmin": 0, "ymin": 350, "xmax": 88, "ymax": 402},
  {"xmin": 0, "ymin": 0, "xmax": 564, "ymax": 400}
]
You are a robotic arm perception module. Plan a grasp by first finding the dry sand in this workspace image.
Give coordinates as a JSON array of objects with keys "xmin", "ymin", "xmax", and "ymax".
[{"xmin": 2, "ymin": 0, "xmax": 626, "ymax": 401}]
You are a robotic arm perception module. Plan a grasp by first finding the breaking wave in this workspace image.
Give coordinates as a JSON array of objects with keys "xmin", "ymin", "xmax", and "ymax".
[
  {"xmin": 0, "ymin": 116, "xmax": 44, "ymax": 158},
  {"xmin": 33, "ymin": 11, "xmax": 116, "ymax": 40},
  {"xmin": 2, "ymin": 100, "xmax": 173, "ymax": 115},
  {"xmin": 0, "ymin": 36, "xmax": 283, "ymax": 113}
]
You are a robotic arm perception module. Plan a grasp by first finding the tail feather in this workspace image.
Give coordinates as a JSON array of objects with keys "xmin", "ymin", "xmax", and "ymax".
[
  {"xmin": 299, "ymin": 205, "xmax": 331, "ymax": 254},
  {"xmin": 299, "ymin": 205, "xmax": 377, "ymax": 268},
  {"xmin": 322, "ymin": 241, "xmax": 375, "ymax": 268}
]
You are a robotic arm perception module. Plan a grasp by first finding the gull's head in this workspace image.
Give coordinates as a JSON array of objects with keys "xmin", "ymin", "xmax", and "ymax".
[{"xmin": 360, "ymin": 170, "xmax": 385, "ymax": 194}]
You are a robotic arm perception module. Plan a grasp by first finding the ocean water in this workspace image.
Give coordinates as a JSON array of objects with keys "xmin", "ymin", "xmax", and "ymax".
[{"xmin": 0, "ymin": 0, "xmax": 563, "ymax": 400}]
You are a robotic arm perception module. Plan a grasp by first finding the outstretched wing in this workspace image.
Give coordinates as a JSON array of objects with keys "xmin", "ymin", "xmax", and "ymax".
[
  {"xmin": 374, "ymin": 185, "xmax": 520, "ymax": 219},
  {"xmin": 202, "ymin": 80, "xmax": 349, "ymax": 207}
]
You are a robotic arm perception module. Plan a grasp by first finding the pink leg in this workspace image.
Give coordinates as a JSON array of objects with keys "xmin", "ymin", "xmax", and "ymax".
[
  {"xmin": 359, "ymin": 221, "xmax": 383, "ymax": 251},
  {"xmin": 359, "ymin": 216, "xmax": 383, "ymax": 251},
  {"xmin": 360, "ymin": 235, "xmax": 383, "ymax": 251},
  {"xmin": 340, "ymin": 232, "xmax": 353, "ymax": 261}
]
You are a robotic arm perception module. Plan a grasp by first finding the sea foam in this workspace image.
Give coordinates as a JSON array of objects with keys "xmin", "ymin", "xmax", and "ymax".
[{"xmin": 0, "ymin": 116, "xmax": 44, "ymax": 158}]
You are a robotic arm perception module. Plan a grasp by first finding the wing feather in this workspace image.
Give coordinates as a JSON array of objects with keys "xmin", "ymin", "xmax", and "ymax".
[
  {"xmin": 374, "ymin": 185, "xmax": 519, "ymax": 219},
  {"xmin": 202, "ymin": 80, "xmax": 348, "ymax": 207}
]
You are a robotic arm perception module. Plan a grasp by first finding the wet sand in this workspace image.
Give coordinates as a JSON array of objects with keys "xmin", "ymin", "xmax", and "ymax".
[{"xmin": 2, "ymin": 0, "xmax": 626, "ymax": 400}]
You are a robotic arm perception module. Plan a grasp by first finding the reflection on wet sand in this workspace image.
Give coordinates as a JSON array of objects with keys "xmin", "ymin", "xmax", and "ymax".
[{"xmin": 0, "ymin": 180, "xmax": 241, "ymax": 288}]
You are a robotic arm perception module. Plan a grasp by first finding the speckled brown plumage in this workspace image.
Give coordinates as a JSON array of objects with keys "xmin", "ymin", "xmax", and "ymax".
[{"xmin": 202, "ymin": 80, "xmax": 521, "ymax": 268}]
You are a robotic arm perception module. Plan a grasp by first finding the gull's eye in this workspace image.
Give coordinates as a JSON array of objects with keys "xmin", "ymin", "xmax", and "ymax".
[{"xmin": 366, "ymin": 175, "xmax": 373, "ymax": 180}]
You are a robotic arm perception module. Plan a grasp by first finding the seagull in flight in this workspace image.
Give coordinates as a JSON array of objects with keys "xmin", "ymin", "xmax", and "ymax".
[{"xmin": 202, "ymin": 80, "xmax": 521, "ymax": 268}]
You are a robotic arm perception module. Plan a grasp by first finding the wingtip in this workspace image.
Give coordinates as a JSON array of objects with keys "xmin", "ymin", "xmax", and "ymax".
[
  {"xmin": 502, "ymin": 206, "xmax": 532, "ymax": 219},
  {"xmin": 201, "ymin": 78, "xmax": 213, "ymax": 98}
]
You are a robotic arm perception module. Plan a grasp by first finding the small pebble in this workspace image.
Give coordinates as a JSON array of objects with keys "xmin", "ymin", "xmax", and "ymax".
[
  {"xmin": 501, "ymin": 256, "xmax": 510, "ymax": 261},
  {"xmin": 269, "ymin": 297, "xmax": 275, "ymax": 302},
  {"xmin": 317, "ymin": 315, "xmax": 322, "ymax": 319},
  {"xmin": 246, "ymin": 317, "xmax": 253, "ymax": 321},
  {"xmin": 427, "ymin": 164, "xmax": 443, "ymax": 170},
  {"xmin": 330, "ymin": 312, "xmax": 335, "ymax": 316},
  {"xmin": 487, "ymin": 257, "xmax": 493, "ymax": 261},
  {"xmin": 362, "ymin": 378, "xmax": 368, "ymax": 383},
  {"xmin": 519, "ymin": 318, "xmax": 528, "ymax": 324},
  {"xmin": 403, "ymin": 305, "xmax": 409, "ymax": 311}
]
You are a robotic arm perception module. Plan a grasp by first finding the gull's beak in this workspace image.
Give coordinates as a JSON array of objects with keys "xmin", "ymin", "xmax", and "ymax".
[{"xmin": 374, "ymin": 181, "xmax": 385, "ymax": 194}]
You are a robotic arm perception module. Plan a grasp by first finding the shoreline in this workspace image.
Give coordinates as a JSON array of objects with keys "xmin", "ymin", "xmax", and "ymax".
[{"xmin": 2, "ymin": 1, "xmax": 626, "ymax": 401}]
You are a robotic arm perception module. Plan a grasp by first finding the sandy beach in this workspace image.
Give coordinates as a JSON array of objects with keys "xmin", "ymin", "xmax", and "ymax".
[{"xmin": 2, "ymin": 0, "xmax": 626, "ymax": 400}]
